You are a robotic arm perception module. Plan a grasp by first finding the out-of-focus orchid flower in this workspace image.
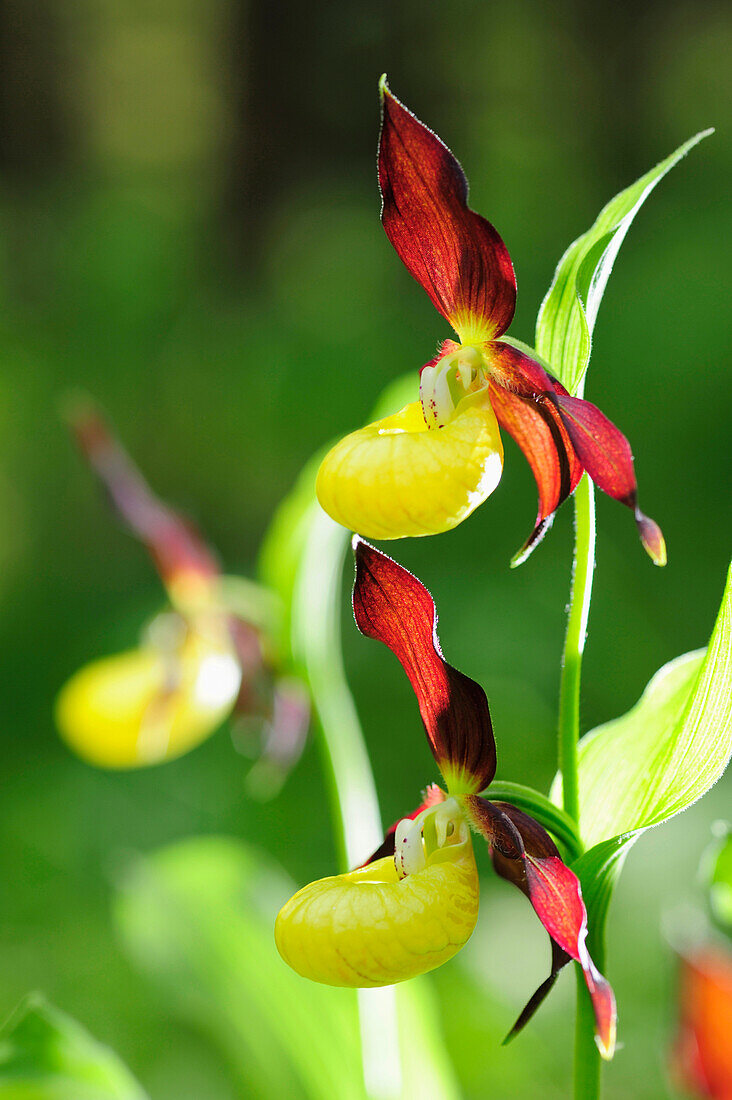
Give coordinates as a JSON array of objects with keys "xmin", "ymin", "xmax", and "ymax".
[
  {"xmin": 673, "ymin": 948, "xmax": 732, "ymax": 1099},
  {"xmin": 275, "ymin": 539, "xmax": 616, "ymax": 1058},
  {"xmin": 316, "ymin": 79, "xmax": 665, "ymax": 566},
  {"xmin": 55, "ymin": 402, "xmax": 308, "ymax": 775}
]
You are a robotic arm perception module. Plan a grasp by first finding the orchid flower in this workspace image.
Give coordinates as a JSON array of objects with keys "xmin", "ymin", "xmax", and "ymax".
[
  {"xmin": 316, "ymin": 79, "xmax": 665, "ymax": 566},
  {"xmin": 275, "ymin": 538, "xmax": 616, "ymax": 1058},
  {"xmin": 56, "ymin": 402, "xmax": 308, "ymax": 773}
]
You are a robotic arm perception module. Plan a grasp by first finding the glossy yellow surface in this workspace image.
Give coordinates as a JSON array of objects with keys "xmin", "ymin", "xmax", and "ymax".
[
  {"xmin": 55, "ymin": 627, "xmax": 241, "ymax": 768},
  {"xmin": 275, "ymin": 837, "xmax": 479, "ymax": 986},
  {"xmin": 315, "ymin": 391, "xmax": 503, "ymax": 539}
]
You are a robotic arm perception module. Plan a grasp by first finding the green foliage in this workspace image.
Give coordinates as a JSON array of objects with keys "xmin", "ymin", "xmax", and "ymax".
[
  {"xmin": 258, "ymin": 371, "xmax": 417, "ymax": 635},
  {"xmin": 562, "ymin": 562, "xmax": 732, "ymax": 931},
  {"xmin": 576, "ymin": 561, "xmax": 731, "ymax": 847},
  {"xmin": 535, "ymin": 129, "xmax": 712, "ymax": 395},
  {"xmin": 113, "ymin": 836, "xmax": 460, "ymax": 1100},
  {"xmin": 114, "ymin": 836, "xmax": 365, "ymax": 1100},
  {"xmin": 0, "ymin": 995, "xmax": 148, "ymax": 1100}
]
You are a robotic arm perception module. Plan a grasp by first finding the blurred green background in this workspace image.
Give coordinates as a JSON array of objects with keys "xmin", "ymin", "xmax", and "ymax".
[{"xmin": 0, "ymin": 0, "xmax": 729, "ymax": 1097}]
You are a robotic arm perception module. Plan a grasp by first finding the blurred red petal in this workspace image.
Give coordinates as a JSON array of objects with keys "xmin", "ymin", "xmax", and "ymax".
[
  {"xmin": 379, "ymin": 80, "xmax": 516, "ymax": 342},
  {"xmin": 674, "ymin": 949, "xmax": 732, "ymax": 1099},
  {"xmin": 68, "ymin": 399, "xmax": 219, "ymax": 587},
  {"xmin": 352, "ymin": 538, "xmax": 497, "ymax": 792}
]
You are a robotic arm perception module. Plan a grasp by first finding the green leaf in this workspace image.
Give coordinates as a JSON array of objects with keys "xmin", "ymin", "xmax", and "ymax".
[
  {"xmin": 113, "ymin": 836, "xmax": 460, "ymax": 1100},
  {"xmin": 258, "ymin": 451, "xmax": 322, "ymax": 659},
  {"xmin": 576, "ymin": 561, "xmax": 731, "ymax": 848},
  {"xmin": 535, "ymin": 129, "xmax": 712, "ymax": 395},
  {"xmin": 556, "ymin": 562, "xmax": 732, "ymax": 941},
  {"xmin": 0, "ymin": 994, "xmax": 148, "ymax": 1100}
]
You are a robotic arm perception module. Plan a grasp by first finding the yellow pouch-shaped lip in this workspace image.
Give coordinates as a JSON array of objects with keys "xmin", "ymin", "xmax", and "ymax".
[
  {"xmin": 55, "ymin": 628, "xmax": 241, "ymax": 769},
  {"xmin": 315, "ymin": 390, "xmax": 503, "ymax": 540},
  {"xmin": 275, "ymin": 837, "xmax": 479, "ymax": 987}
]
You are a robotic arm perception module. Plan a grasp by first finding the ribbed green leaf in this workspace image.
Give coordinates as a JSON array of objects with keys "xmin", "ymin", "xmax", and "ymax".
[
  {"xmin": 558, "ymin": 563, "xmax": 732, "ymax": 937},
  {"xmin": 577, "ymin": 562, "xmax": 731, "ymax": 848},
  {"xmin": 0, "ymin": 995, "xmax": 148, "ymax": 1100},
  {"xmin": 535, "ymin": 129, "xmax": 712, "ymax": 395}
]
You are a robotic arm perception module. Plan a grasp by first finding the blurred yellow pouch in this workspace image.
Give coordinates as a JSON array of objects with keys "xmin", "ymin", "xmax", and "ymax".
[{"xmin": 56, "ymin": 626, "xmax": 241, "ymax": 768}]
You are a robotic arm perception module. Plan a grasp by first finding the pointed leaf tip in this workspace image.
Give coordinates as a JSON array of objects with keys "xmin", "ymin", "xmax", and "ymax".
[{"xmin": 536, "ymin": 128, "xmax": 714, "ymax": 395}]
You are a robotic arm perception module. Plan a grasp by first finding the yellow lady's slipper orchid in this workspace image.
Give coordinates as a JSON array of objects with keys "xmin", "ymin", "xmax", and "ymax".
[
  {"xmin": 276, "ymin": 798, "xmax": 478, "ymax": 986},
  {"xmin": 316, "ymin": 80, "xmax": 665, "ymax": 567},
  {"xmin": 276, "ymin": 540, "xmax": 617, "ymax": 1059},
  {"xmin": 56, "ymin": 402, "xmax": 308, "ymax": 774},
  {"xmin": 316, "ymin": 389, "xmax": 503, "ymax": 539}
]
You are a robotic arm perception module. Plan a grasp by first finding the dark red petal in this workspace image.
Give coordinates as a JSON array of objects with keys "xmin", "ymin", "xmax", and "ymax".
[
  {"xmin": 502, "ymin": 940, "xmax": 570, "ymax": 1044},
  {"xmin": 552, "ymin": 392, "xmax": 667, "ymax": 566},
  {"xmin": 468, "ymin": 798, "xmax": 571, "ymax": 1038},
  {"xmin": 482, "ymin": 343, "xmax": 583, "ymax": 566},
  {"xmin": 68, "ymin": 399, "xmax": 219, "ymax": 585},
  {"xmin": 359, "ymin": 784, "xmax": 445, "ymax": 867},
  {"xmin": 465, "ymin": 798, "xmax": 617, "ymax": 1058},
  {"xmin": 352, "ymin": 538, "xmax": 497, "ymax": 792},
  {"xmin": 378, "ymin": 80, "xmax": 516, "ymax": 341},
  {"xmin": 488, "ymin": 381, "xmax": 582, "ymax": 567},
  {"xmin": 486, "ymin": 340, "xmax": 555, "ymax": 397}
]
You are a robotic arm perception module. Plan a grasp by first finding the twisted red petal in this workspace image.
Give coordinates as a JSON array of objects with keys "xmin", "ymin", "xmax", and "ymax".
[
  {"xmin": 465, "ymin": 797, "xmax": 617, "ymax": 1058},
  {"xmin": 483, "ymin": 343, "xmax": 582, "ymax": 565},
  {"xmin": 378, "ymin": 80, "xmax": 516, "ymax": 342},
  {"xmin": 68, "ymin": 399, "xmax": 219, "ymax": 586},
  {"xmin": 352, "ymin": 538, "xmax": 496, "ymax": 793},
  {"xmin": 552, "ymin": 392, "xmax": 666, "ymax": 565},
  {"xmin": 489, "ymin": 380, "xmax": 582, "ymax": 566}
]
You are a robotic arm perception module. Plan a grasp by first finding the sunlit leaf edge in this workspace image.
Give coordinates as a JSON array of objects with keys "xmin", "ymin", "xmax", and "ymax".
[{"xmin": 535, "ymin": 128, "xmax": 713, "ymax": 395}]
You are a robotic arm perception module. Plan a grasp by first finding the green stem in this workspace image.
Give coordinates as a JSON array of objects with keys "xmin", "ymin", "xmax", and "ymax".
[
  {"xmin": 292, "ymin": 506, "xmax": 403, "ymax": 1098},
  {"xmin": 558, "ymin": 472, "xmax": 596, "ymax": 824},
  {"xmin": 292, "ymin": 508, "xmax": 383, "ymax": 869},
  {"xmin": 558, "ymin": 471, "xmax": 599, "ymax": 1098}
]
